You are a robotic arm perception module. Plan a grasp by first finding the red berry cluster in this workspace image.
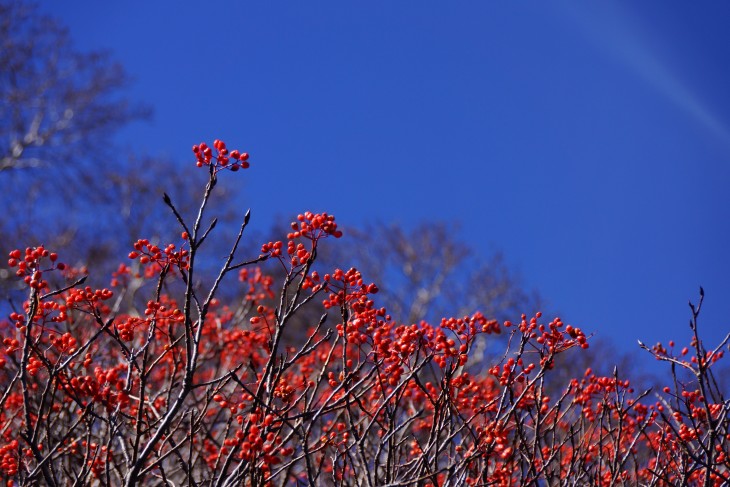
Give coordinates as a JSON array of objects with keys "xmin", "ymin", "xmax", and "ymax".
[
  {"xmin": 0, "ymin": 441, "xmax": 19, "ymax": 477},
  {"xmin": 288, "ymin": 212, "xmax": 342, "ymax": 240},
  {"xmin": 58, "ymin": 368, "xmax": 127, "ymax": 413},
  {"xmin": 322, "ymin": 268, "xmax": 377, "ymax": 310},
  {"xmin": 273, "ymin": 379, "xmax": 295, "ymax": 402},
  {"xmin": 192, "ymin": 139, "xmax": 249, "ymax": 172},
  {"xmin": 115, "ymin": 316, "xmax": 146, "ymax": 342},
  {"xmin": 513, "ymin": 313, "xmax": 589, "ymax": 368},
  {"xmin": 262, "ymin": 213, "xmax": 342, "ymax": 270},
  {"xmin": 128, "ymin": 239, "xmax": 189, "ymax": 272},
  {"xmin": 66, "ymin": 286, "xmax": 114, "ymax": 308},
  {"xmin": 235, "ymin": 411, "xmax": 287, "ymax": 468},
  {"xmin": 260, "ymin": 240, "xmax": 283, "ymax": 258},
  {"xmin": 26, "ymin": 356, "xmax": 43, "ymax": 376},
  {"xmin": 50, "ymin": 332, "xmax": 78, "ymax": 354},
  {"xmin": 2, "ymin": 337, "xmax": 20, "ymax": 354},
  {"xmin": 110, "ymin": 263, "xmax": 132, "ymax": 288},
  {"xmin": 238, "ymin": 267, "xmax": 275, "ymax": 302},
  {"xmin": 7, "ymin": 246, "xmax": 65, "ymax": 290}
]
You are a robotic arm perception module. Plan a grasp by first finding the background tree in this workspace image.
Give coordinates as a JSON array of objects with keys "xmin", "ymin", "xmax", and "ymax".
[
  {"xmin": 0, "ymin": 0, "xmax": 146, "ymax": 173},
  {"xmin": 0, "ymin": 0, "xmax": 199, "ymax": 296},
  {"xmin": 327, "ymin": 222, "xmax": 541, "ymax": 325}
]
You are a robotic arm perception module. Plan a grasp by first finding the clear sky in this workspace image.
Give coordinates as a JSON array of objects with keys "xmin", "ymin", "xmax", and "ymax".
[{"xmin": 42, "ymin": 1, "xmax": 730, "ymax": 361}]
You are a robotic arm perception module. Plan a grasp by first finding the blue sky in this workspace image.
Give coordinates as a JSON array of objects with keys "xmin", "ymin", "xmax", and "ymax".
[{"xmin": 43, "ymin": 1, "xmax": 730, "ymax": 361}]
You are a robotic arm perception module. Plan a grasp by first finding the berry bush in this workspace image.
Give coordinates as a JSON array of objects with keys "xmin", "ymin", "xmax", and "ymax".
[{"xmin": 0, "ymin": 141, "xmax": 728, "ymax": 486}]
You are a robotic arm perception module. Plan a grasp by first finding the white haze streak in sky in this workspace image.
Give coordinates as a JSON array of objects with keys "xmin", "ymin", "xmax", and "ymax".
[{"xmin": 566, "ymin": 2, "xmax": 730, "ymax": 147}]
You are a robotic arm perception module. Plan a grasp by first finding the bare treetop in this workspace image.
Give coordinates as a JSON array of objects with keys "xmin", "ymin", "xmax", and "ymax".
[{"xmin": 0, "ymin": 0, "xmax": 148, "ymax": 173}]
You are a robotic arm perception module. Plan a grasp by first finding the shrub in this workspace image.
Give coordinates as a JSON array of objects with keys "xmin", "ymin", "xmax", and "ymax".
[{"xmin": 0, "ymin": 140, "xmax": 728, "ymax": 486}]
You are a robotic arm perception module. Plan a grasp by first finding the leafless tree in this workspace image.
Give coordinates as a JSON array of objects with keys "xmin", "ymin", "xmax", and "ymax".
[
  {"xmin": 0, "ymin": 0, "xmax": 148, "ymax": 174},
  {"xmin": 325, "ymin": 222, "xmax": 541, "ymax": 325},
  {"xmin": 0, "ymin": 0, "xmax": 156, "ymax": 294}
]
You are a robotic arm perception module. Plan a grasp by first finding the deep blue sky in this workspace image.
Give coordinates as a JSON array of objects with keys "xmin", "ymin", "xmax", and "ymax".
[{"xmin": 43, "ymin": 2, "xmax": 730, "ymax": 360}]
